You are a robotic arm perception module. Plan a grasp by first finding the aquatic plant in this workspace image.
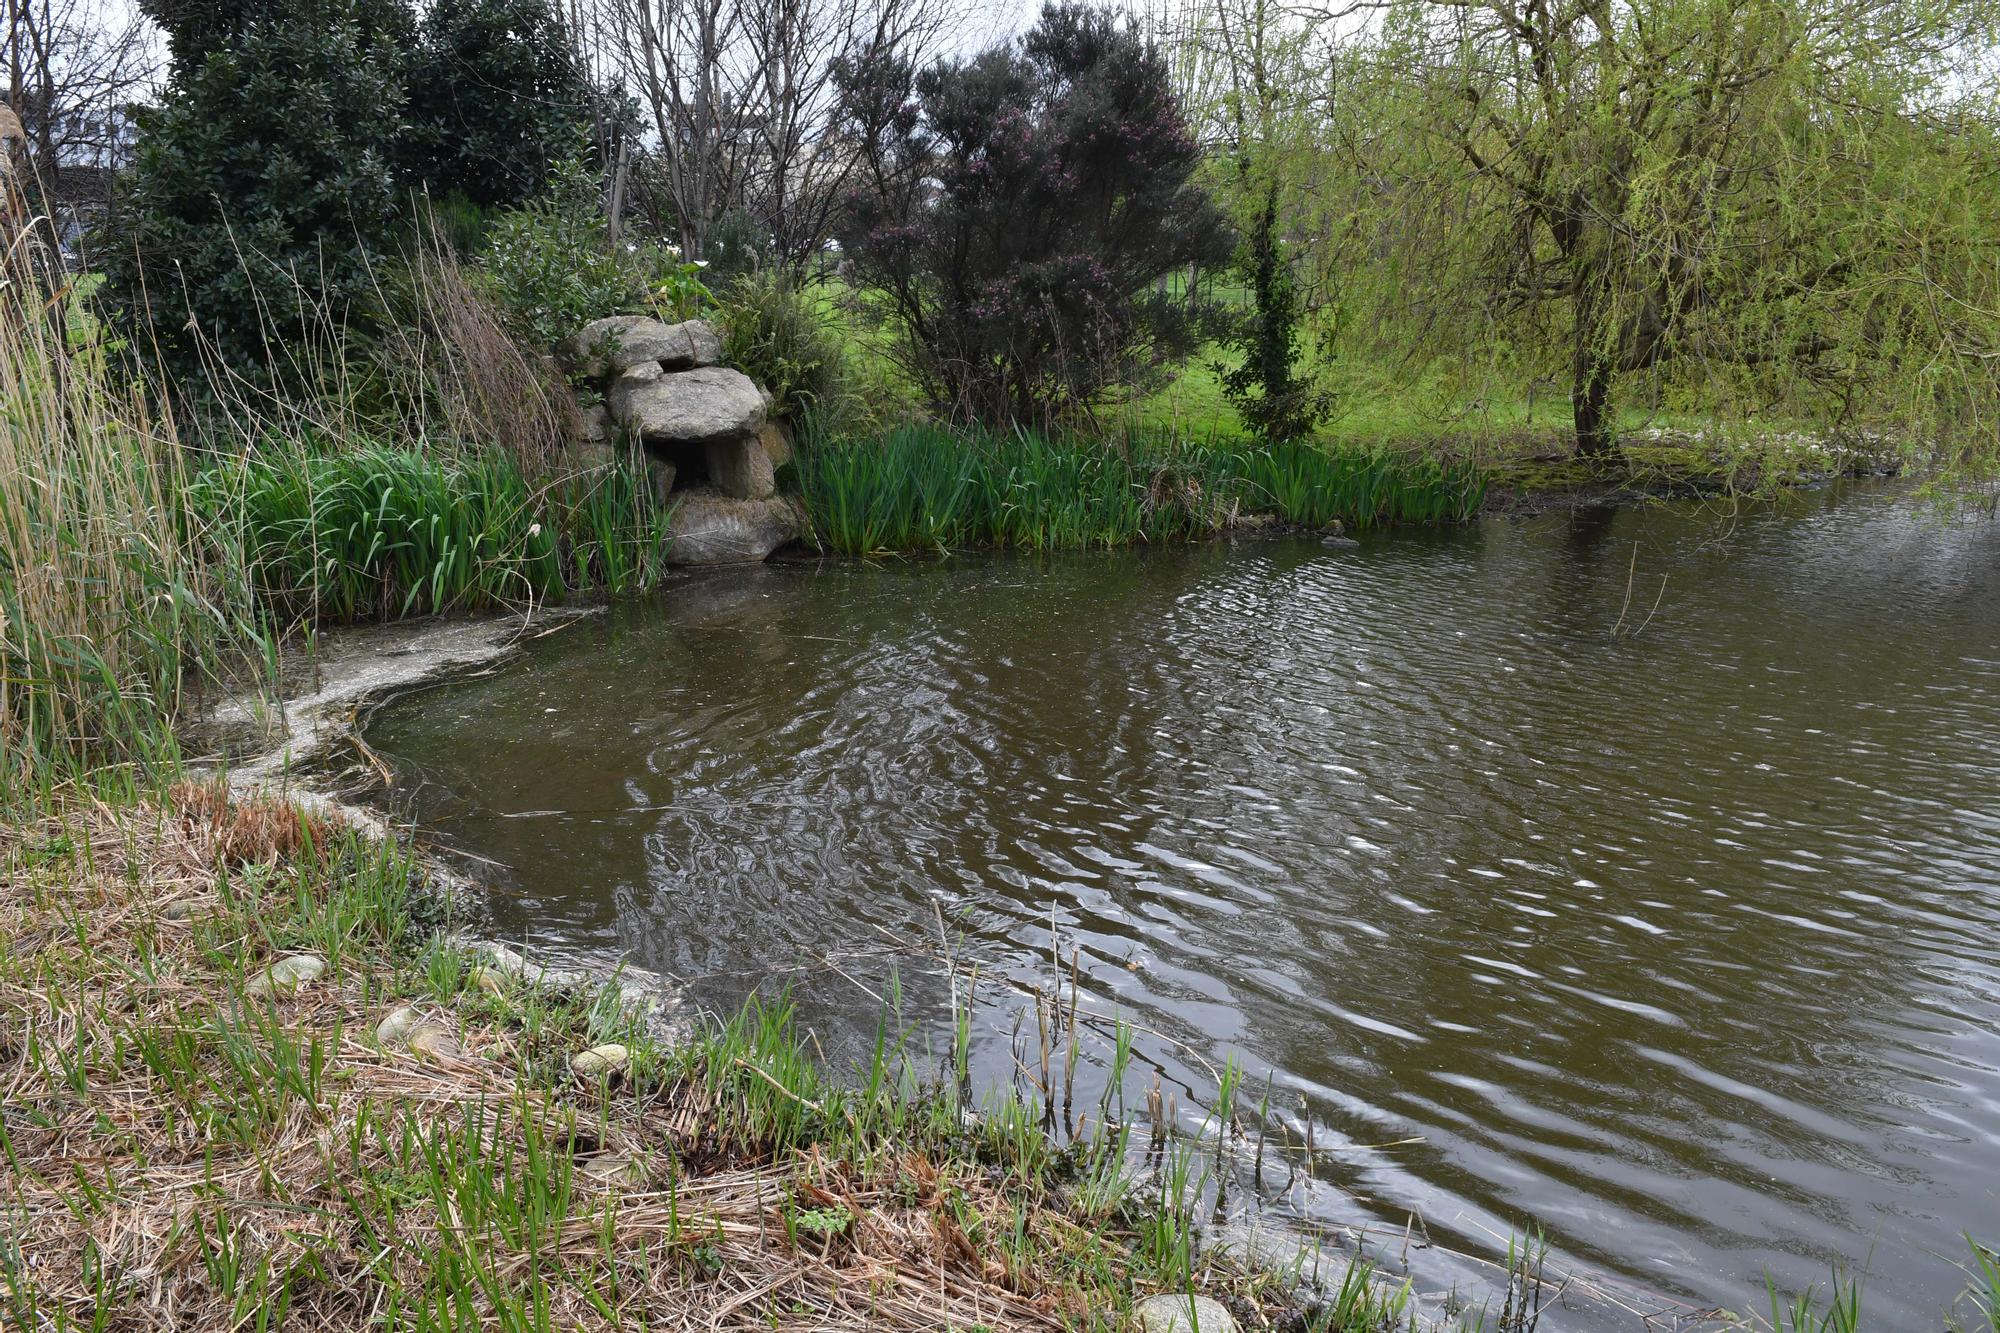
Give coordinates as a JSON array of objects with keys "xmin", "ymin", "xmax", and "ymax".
[
  {"xmin": 790, "ymin": 422, "xmax": 1487, "ymax": 555},
  {"xmin": 188, "ymin": 443, "xmax": 675, "ymax": 624}
]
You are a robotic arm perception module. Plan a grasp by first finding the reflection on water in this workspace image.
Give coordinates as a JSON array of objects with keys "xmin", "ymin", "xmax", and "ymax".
[{"xmin": 367, "ymin": 482, "xmax": 2000, "ymax": 1328}]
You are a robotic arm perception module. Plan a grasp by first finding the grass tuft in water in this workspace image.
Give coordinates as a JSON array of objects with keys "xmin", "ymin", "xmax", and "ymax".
[{"xmin": 791, "ymin": 422, "xmax": 1488, "ymax": 556}]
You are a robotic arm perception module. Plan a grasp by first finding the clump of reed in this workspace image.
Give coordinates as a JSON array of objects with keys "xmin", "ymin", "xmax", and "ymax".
[
  {"xmin": 0, "ymin": 223, "xmax": 246, "ymax": 795},
  {"xmin": 1231, "ymin": 439, "xmax": 1490, "ymax": 530},
  {"xmin": 189, "ymin": 443, "xmax": 675, "ymax": 623},
  {"xmin": 790, "ymin": 423, "xmax": 1488, "ymax": 556}
]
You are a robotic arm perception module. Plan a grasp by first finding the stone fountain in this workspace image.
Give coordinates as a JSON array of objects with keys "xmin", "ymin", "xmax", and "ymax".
[{"xmin": 559, "ymin": 315, "xmax": 803, "ymax": 565}]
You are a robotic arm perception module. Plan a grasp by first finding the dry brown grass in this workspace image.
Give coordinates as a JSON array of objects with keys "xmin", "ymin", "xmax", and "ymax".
[
  {"xmin": 0, "ymin": 795, "xmax": 1245, "ymax": 1332},
  {"xmin": 374, "ymin": 220, "xmax": 583, "ymax": 480},
  {"xmin": 163, "ymin": 779, "xmax": 342, "ymax": 867}
]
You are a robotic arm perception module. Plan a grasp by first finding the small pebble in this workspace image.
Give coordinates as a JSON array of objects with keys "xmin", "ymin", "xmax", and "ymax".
[
  {"xmin": 579, "ymin": 1152, "xmax": 648, "ymax": 1187},
  {"xmin": 480, "ymin": 943, "xmax": 529, "ymax": 979},
  {"xmin": 408, "ymin": 1025, "xmax": 462, "ymax": 1063},
  {"xmin": 245, "ymin": 953, "xmax": 325, "ymax": 998},
  {"xmin": 571, "ymin": 1043, "xmax": 630, "ymax": 1078}
]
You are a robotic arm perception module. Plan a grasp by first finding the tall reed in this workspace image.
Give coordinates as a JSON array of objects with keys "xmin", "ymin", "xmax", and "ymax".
[{"xmin": 0, "ymin": 228, "xmax": 239, "ymax": 793}]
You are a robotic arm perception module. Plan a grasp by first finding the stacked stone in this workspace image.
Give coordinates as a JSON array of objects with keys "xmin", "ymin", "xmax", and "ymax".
[{"xmin": 558, "ymin": 315, "xmax": 802, "ymax": 565}]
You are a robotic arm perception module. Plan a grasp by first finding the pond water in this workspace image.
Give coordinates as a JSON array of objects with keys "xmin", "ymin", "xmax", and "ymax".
[{"xmin": 366, "ymin": 482, "xmax": 2000, "ymax": 1328}]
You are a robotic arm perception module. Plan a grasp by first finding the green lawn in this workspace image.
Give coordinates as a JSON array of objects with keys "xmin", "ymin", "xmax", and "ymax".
[{"xmin": 801, "ymin": 276, "xmax": 1852, "ymax": 496}]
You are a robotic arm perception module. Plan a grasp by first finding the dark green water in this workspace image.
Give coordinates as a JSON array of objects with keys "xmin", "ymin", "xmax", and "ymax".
[{"xmin": 367, "ymin": 482, "xmax": 2000, "ymax": 1328}]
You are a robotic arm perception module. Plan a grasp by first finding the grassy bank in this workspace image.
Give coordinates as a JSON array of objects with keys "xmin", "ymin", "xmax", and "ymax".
[{"xmin": 0, "ymin": 785, "xmax": 1422, "ymax": 1332}]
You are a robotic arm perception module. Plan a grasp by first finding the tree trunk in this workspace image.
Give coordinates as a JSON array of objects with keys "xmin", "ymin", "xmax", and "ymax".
[{"xmin": 1572, "ymin": 355, "xmax": 1614, "ymax": 461}]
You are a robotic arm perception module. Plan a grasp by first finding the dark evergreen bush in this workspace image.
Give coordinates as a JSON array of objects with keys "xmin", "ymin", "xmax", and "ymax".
[
  {"xmin": 400, "ymin": 0, "xmax": 598, "ymax": 209},
  {"xmin": 100, "ymin": 4, "xmax": 410, "ymax": 387},
  {"xmin": 833, "ymin": 3, "xmax": 1230, "ymax": 427},
  {"xmin": 100, "ymin": 0, "xmax": 598, "ymax": 388}
]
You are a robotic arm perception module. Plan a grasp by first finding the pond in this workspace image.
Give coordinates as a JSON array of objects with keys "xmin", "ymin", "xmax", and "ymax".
[{"xmin": 366, "ymin": 481, "xmax": 2000, "ymax": 1328}]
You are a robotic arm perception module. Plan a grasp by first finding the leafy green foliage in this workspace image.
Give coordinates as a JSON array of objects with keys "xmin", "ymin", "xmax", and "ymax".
[
  {"xmin": 478, "ymin": 159, "xmax": 707, "ymax": 347},
  {"xmin": 140, "ymin": 0, "xmax": 416, "ymax": 78},
  {"xmin": 717, "ymin": 270, "xmax": 851, "ymax": 425},
  {"xmin": 400, "ymin": 0, "xmax": 598, "ymax": 209},
  {"xmin": 701, "ymin": 209, "xmax": 775, "ymax": 287},
  {"xmin": 98, "ymin": 7, "xmax": 410, "ymax": 387},
  {"xmin": 103, "ymin": 0, "xmax": 605, "ymax": 385},
  {"xmin": 834, "ymin": 3, "xmax": 1231, "ymax": 426}
]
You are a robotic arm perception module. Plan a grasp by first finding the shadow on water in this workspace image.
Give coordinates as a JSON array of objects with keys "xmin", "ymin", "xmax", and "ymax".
[{"xmin": 367, "ymin": 481, "xmax": 2000, "ymax": 1329}]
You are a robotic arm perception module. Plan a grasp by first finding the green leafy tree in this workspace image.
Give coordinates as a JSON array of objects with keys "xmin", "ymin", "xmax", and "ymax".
[
  {"xmin": 140, "ymin": 0, "xmax": 415, "ymax": 76},
  {"xmin": 102, "ymin": 0, "xmax": 609, "ymax": 385},
  {"xmin": 400, "ymin": 0, "xmax": 599, "ymax": 208},
  {"xmin": 1347, "ymin": 0, "xmax": 2000, "ymax": 462},
  {"xmin": 100, "ymin": 2, "xmax": 411, "ymax": 386}
]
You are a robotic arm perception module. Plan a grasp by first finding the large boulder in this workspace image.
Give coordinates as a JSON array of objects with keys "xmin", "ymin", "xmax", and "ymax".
[
  {"xmin": 559, "ymin": 316, "xmax": 723, "ymax": 378},
  {"xmin": 610, "ymin": 366, "xmax": 767, "ymax": 452},
  {"xmin": 665, "ymin": 493, "xmax": 804, "ymax": 565},
  {"xmin": 706, "ymin": 436, "xmax": 775, "ymax": 501},
  {"xmin": 756, "ymin": 420, "xmax": 793, "ymax": 471}
]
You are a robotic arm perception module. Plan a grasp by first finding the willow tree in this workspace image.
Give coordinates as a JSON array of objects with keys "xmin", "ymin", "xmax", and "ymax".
[{"xmin": 1347, "ymin": 0, "xmax": 2000, "ymax": 463}]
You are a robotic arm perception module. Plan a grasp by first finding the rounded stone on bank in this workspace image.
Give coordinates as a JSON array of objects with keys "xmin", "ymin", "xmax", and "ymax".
[
  {"xmin": 1133, "ymin": 1294, "xmax": 1237, "ymax": 1333},
  {"xmin": 572, "ymin": 1043, "xmax": 630, "ymax": 1078},
  {"xmin": 246, "ymin": 953, "xmax": 326, "ymax": 998},
  {"xmin": 376, "ymin": 1004, "xmax": 423, "ymax": 1047},
  {"xmin": 579, "ymin": 1151, "xmax": 648, "ymax": 1187},
  {"xmin": 408, "ymin": 1024, "xmax": 462, "ymax": 1063}
]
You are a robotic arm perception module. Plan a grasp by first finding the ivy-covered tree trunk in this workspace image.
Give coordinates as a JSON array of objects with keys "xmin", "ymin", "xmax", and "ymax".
[
  {"xmin": 1220, "ymin": 178, "xmax": 1326, "ymax": 443},
  {"xmin": 1572, "ymin": 353, "xmax": 1615, "ymax": 461}
]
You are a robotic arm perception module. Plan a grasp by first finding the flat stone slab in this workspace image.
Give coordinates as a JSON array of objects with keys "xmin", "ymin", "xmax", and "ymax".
[
  {"xmin": 666, "ymin": 492, "xmax": 804, "ymax": 565},
  {"xmin": 559, "ymin": 316, "xmax": 722, "ymax": 377},
  {"xmin": 610, "ymin": 366, "xmax": 767, "ymax": 452}
]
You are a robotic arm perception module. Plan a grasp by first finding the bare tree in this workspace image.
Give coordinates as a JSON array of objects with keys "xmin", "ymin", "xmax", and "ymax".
[
  {"xmin": 3, "ymin": 0, "xmax": 158, "ymax": 256},
  {"xmin": 737, "ymin": 0, "xmax": 962, "ymax": 271},
  {"xmin": 592, "ymin": 0, "xmax": 970, "ymax": 274}
]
